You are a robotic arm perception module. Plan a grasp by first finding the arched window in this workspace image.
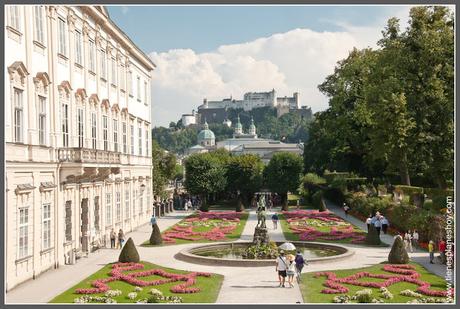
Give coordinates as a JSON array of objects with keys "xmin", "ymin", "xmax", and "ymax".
[
  {"xmin": 8, "ymin": 61, "xmax": 29, "ymax": 143},
  {"xmin": 33, "ymin": 72, "xmax": 51, "ymax": 146}
]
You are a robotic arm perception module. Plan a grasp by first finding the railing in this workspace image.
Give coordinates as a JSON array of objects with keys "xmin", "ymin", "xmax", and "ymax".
[{"xmin": 58, "ymin": 148, "xmax": 121, "ymax": 164}]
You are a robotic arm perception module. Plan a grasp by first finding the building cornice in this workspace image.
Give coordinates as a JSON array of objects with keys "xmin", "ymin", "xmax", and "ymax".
[{"xmin": 80, "ymin": 6, "xmax": 155, "ymax": 71}]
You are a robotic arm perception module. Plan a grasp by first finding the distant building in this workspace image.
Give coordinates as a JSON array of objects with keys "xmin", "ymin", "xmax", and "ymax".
[
  {"xmin": 197, "ymin": 120, "xmax": 215, "ymax": 147},
  {"xmin": 181, "ymin": 110, "xmax": 197, "ymax": 127}
]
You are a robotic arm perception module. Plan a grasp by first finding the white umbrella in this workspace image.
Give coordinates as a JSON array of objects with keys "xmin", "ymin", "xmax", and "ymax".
[{"xmin": 279, "ymin": 242, "xmax": 296, "ymax": 251}]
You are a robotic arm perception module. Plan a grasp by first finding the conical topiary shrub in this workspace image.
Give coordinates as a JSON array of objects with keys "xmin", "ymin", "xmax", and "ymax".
[
  {"xmin": 149, "ymin": 224, "xmax": 163, "ymax": 245},
  {"xmin": 118, "ymin": 237, "xmax": 140, "ymax": 263},
  {"xmin": 365, "ymin": 224, "xmax": 381, "ymax": 245},
  {"xmin": 388, "ymin": 235, "xmax": 410, "ymax": 264}
]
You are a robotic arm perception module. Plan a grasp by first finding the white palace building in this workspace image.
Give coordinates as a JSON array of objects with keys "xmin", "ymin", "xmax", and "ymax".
[{"xmin": 4, "ymin": 5, "xmax": 155, "ymax": 291}]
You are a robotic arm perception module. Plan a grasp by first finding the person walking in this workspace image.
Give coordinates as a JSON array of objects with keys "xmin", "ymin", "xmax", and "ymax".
[
  {"xmin": 365, "ymin": 215, "xmax": 372, "ymax": 231},
  {"xmin": 150, "ymin": 214, "xmax": 157, "ymax": 227},
  {"xmin": 412, "ymin": 230, "xmax": 419, "ymax": 250},
  {"xmin": 271, "ymin": 213, "xmax": 279, "ymax": 230},
  {"xmin": 184, "ymin": 199, "xmax": 189, "ymax": 212},
  {"xmin": 439, "ymin": 239, "xmax": 446, "ymax": 264},
  {"xmin": 404, "ymin": 231, "xmax": 413, "ymax": 253},
  {"xmin": 110, "ymin": 228, "xmax": 116, "ymax": 249},
  {"xmin": 275, "ymin": 250, "xmax": 288, "ymax": 288},
  {"xmin": 118, "ymin": 229, "xmax": 125, "ymax": 249},
  {"xmin": 286, "ymin": 255, "xmax": 296, "ymax": 288},
  {"xmin": 374, "ymin": 217, "xmax": 382, "ymax": 235},
  {"xmin": 343, "ymin": 203, "xmax": 350, "ymax": 217},
  {"xmin": 428, "ymin": 240, "xmax": 435, "ymax": 264},
  {"xmin": 295, "ymin": 250, "xmax": 306, "ymax": 283},
  {"xmin": 381, "ymin": 216, "xmax": 389, "ymax": 234}
]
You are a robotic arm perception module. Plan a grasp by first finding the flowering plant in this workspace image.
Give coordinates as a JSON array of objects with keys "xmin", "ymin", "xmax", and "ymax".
[
  {"xmin": 315, "ymin": 264, "xmax": 450, "ymax": 298},
  {"xmin": 127, "ymin": 292, "xmax": 137, "ymax": 300},
  {"xmin": 75, "ymin": 262, "xmax": 212, "ymax": 296}
]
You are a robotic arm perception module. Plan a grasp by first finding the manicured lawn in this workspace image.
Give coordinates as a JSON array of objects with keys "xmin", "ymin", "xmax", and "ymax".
[
  {"xmin": 142, "ymin": 211, "xmax": 249, "ymax": 246},
  {"xmin": 50, "ymin": 261, "xmax": 223, "ymax": 304},
  {"xmin": 279, "ymin": 210, "xmax": 367, "ymax": 244},
  {"xmin": 300, "ymin": 262, "xmax": 448, "ymax": 303}
]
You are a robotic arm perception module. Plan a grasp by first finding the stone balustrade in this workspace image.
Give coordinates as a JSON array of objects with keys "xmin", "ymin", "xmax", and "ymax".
[{"xmin": 58, "ymin": 148, "xmax": 121, "ymax": 164}]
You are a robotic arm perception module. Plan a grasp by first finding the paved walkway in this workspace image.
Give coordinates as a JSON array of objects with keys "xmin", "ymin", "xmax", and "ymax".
[
  {"xmin": 325, "ymin": 199, "xmax": 447, "ymax": 278},
  {"xmin": 6, "ymin": 211, "xmax": 188, "ymax": 304}
]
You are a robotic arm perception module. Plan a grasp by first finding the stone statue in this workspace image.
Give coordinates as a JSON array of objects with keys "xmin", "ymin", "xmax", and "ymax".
[{"xmin": 256, "ymin": 195, "xmax": 267, "ymax": 228}]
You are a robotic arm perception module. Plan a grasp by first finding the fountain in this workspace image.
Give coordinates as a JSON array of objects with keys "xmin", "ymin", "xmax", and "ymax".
[{"xmin": 175, "ymin": 194, "xmax": 354, "ymax": 266}]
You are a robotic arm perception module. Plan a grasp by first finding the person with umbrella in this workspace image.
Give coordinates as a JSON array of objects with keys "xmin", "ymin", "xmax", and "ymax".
[
  {"xmin": 286, "ymin": 254, "xmax": 296, "ymax": 288},
  {"xmin": 275, "ymin": 250, "xmax": 288, "ymax": 288}
]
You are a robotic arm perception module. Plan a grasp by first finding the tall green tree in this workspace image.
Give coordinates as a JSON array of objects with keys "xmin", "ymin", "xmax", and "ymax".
[
  {"xmin": 151, "ymin": 141, "xmax": 177, "ymax": 198},
  {"xmin": 226, "ymin": 154, "xmax": 264, "ymax": 211},
  {"xmin": 183, "ymin": 152, "xmax": 227, "ymax": 209},
  {"xmin": 264, "ymin": 152, "xmax": 304, "ymax": 211}
]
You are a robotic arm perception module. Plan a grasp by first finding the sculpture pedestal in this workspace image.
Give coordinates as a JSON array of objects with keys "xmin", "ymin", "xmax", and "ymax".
[{"xmin": 253, "ymin": 227, "xmax": 270, "ymax": 245}]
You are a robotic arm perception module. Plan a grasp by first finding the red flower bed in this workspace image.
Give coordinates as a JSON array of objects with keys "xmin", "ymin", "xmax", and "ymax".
[
  {"xmin": 282, "ymin": 210, "xmax": 366, "ymax": 243},
  {"xmin": 162, "ymin": 211, "xmax": 242, "ymax": 244},
  {"xmin": 314, "ymin": 264, "xmax": 451, "ymax": 297},
  {"xmin": 75, "ymin": 263, "xmax": 211, "ymax": 295}
]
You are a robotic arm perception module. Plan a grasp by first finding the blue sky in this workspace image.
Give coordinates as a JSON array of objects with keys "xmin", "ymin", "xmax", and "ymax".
[
  {"xmin": 107, "ymin": 5, "xmax": 408, "ymax": 54},
  {"xmin": 106, "ymin": 5, "xmax": 422, "ymax": 127}
]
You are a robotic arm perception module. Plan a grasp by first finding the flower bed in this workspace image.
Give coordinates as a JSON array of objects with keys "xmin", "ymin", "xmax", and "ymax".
[
  {"xmin": 314, "ymin": 264, "xmax": 451, "ymax": 297},
  {"xmin": 282, "ymin": 210, "xmax": 366, "ymax": 243},
  {"xmin": 161, "ymin": 211, "xmax": 247, "ymax": 244},
  {"xmin": 75, "ymin": 262, "xmax": 212, "ymax": 295}
]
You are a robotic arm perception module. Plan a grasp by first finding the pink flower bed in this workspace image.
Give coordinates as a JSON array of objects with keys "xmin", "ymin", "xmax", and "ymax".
[
  {"xmin": 314, "ymin": 264, "xmax": 451, "ymax": 297},
  {"xmin": 75, "ymin": 262, "xmax": 211, "ymax": 295},
  {"xmin": 282, "ymin": 210, "xmax": 366, "ymax": 243},
  {"xmin": 162, "ymin": 211, "xmax": 242, "ymax": 244}
]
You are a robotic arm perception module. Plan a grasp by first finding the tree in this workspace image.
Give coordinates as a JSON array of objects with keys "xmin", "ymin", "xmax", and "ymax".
[
  {"xmin": 184, "ymin": 152, "xmax": 227, "ymax": 209},
  {"xmin": 264, "ymin": 152, "xmax": 304, "ymax": 211},
  {"xmin": 118, "ymin": 238, "xmax": 140, "ymax": 263},
  {"xmin": 226, "ymin": 154, "xmax": 264, "ymax": 211},
  {"xmin": 149, "ymin": 225, "xmax": 163, "ymax": 245},
  {"xmin": 151, "ymin": 140, "xmax": 177, "ymax": 198}
]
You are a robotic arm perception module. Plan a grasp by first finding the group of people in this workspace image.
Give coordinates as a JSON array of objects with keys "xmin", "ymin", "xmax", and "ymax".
[
  {"xmin": 365, "ymin": 212, "xmax": 390, "ymax": 235},
  {"xmin": 183, "ymin": 196, "xmax": 201, "ymax": 211},
  {"xmin": 275, "ymin": 250, "xmax": 307, "ymax": 288},
  {"xmin": 402, "ymin": 230, "xmax": 419, "ymax": 253},
  {"xmin": 109, "ymin": 228, "xmax": 125, "ymax": 249},
  {"xmin": 428, "ymin": 238, "xmax": 448, "ymax": 264}
]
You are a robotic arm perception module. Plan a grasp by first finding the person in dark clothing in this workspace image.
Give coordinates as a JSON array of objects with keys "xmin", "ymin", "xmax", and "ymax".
[{"xmin": 294, "ymin": 250, "xmax": 307, "ymax": 282}]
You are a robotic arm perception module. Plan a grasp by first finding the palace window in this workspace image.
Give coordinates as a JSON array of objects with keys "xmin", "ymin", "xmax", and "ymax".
[
  {"xmin": 130, "ymin": 124, "xmax": 134, "ymax": 155},
  {"xmin": 65, "ymin": 201, "xmax": 72, "ymax": 242},
  {"xmin": 94, "ymin": 196, "xmax": 100, "ymax": 231},
  {"xmin": 89, "ymin": 40, "xmax": 96, "ymax": 72},
  {"xmin": 113, "ymin": 119, "xmax": 118, "ymax": 152},
  {"xmin": 38, "ymin": 96, "xmax": 46, "ymax": 145},
  {"xmin": 139, "ymin": 192, "xmax": 143, "ymax": 215},
  {"xmin": 145, "ymin": 129, "xmax": 149, "ymax": 156},
  {"xmin": 103, "ymin": 115, "xmax": 108, "ymax": 151},
  {"xmin": 91, "ymin": 112, "xmax": 97, "ymax": 149},
  {"xmin": 116, "ymin": 191, "xmax": 121, "ymax": 222},
  {"xmin": 75, "ymin": 30, "xmax": 83, "ymax": 65},
  {"xmin": 13, "ymin": 88, "xmax": 24, "ymax": 143},
  {"xmin": 138, "ymin": 126, "xmax": 142, "ymax": 156},
  {"xmin": 77, "ymin": 108, "xmax": 84, "ymax": 148},
  {"xmin": 106, "ymin": 192, "xmax": 112, "ymax": 226},
  {"xmin": 111, "ymin": 57, "xmax": 117, "ymax": 86},
  {"xmin": 125, "ymin": 189, "xmax": 130, "ymax": 219},
  {"xmin": 8, "ymin": 6, "xmax": 21, "ymax": 31},
  {"xmin": 122, "ymin": 122, "xmax": 127, "ymax": 153},
  {"xmin": 132, "ymin": 189, "xmax": 137, "ymax": 216},
  {"xmin": 144, "ymin": 81, "xmax": 148, "ymax": 104},
  {"xmin": 100, "ymin": 49, "xmax": 107, "ymax": 79},
  {"xmin": 136, "ymin": 76, "xmax": 141, "ymax": 100},
  {"xmin": 18, "ymin": 208, "xmax": 29, "ymax": 258},
  {"xmin": 120, "ymin": 65, "xmax": 125, "ymax": 90},
  {"xmin": 58, "ymin": 18, "xmax": 67, "ymax": 56},
  {"xmin": 34, "ymin": 6, "xmax": 44, "ymax": 44},
  {"xmin": 61, "ymin": 99, "xmax": 69, "ymax": 147},
  {"xmin": 128, "ymin": 71, "xmax": 133, "ymax": 96},
  {"xmin": 42, "ymin": 204, "xmax": 51, "ymax": 250}
]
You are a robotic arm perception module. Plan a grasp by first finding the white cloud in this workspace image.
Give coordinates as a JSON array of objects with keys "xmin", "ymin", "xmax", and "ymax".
[
  {"xmin": 121, "ymin": 6, "xmax": 129, "ymax": 15},
  {"xmin": 149, "ymin": 6, "xmax": 417, "ymax": 127}
]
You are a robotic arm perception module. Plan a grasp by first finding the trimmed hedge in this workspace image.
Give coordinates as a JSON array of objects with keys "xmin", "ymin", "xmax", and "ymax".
[
  {"xmin": 393, "ymin": 185, "xmax": 423, "ymax": 196},
  {"xmin": 323, "ymin": 171, "xmax": 350, "ymax": 184},
  {"xmin": 118, "ymin": 237, "xmax": 140, "ymax": 263},
  {"xmin": 312, "ymin": 191, "xmax": 327, "ymax": 211}
]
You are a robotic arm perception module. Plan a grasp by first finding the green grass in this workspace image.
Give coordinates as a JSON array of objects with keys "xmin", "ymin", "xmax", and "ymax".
[
  {"xmin": 50, "ymin": 261, "xmax": 223, "ymax": 304},
  {"xmin": 279, "ymin": 213, "xmax": 368, "ymax": 244},
  {"xmin": 142, "ymin": 212, "xmax": 249, "ymax": 246},
  {"xmin": 300, "ymin": 262, "xmax": 447, "ymax": 303}
]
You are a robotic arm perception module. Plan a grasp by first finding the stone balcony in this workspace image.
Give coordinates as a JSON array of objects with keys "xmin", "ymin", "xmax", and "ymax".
[{"xmin": 58, "ymin": 148, "xmax": 121, "ymax": 164}]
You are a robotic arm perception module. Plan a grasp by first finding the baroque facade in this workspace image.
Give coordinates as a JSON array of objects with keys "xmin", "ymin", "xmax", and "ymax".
[{"xmin": 4, "ymin": 5, "xmax": 155, "ymax": 291}]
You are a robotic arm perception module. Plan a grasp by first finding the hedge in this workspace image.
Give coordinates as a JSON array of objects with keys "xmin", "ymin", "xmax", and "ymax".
[
  {"xmin": 393, "ymin": 185, "xmax": 423, "ymax": 196},
  {"xmin": 323, "ymin": 171, "xmax": 350, "ymax": 184}
]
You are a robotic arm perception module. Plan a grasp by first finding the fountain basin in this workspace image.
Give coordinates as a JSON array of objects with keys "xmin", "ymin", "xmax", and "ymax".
[{"xmin": 175, "ymin": 241, "xmax": 354, "ymax": 267}]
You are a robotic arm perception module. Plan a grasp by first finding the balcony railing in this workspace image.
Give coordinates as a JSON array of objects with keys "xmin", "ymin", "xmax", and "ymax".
[{"xmin": 58, "ymin": 148, "xmax": 121, "ymax": 164}]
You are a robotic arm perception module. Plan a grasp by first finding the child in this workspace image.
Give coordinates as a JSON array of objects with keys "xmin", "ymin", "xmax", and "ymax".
[
  {"xmin": 286, "ymin": 255, "xmax": 296, "ymax": 288},
  {"xmin": 428, "ymin": 240, "xmax": 435, "ymax": 264}
]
